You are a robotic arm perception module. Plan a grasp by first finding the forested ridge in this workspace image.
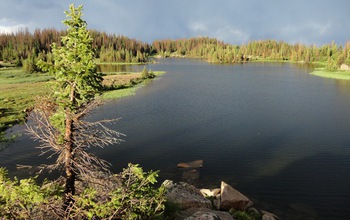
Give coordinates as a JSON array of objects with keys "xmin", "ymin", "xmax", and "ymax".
[
  {"xmin": 1, "ymin": 29, "xmax": 350, "ymax": 72},
  {"xmin": 153, "ymin": 37, "xmax": 350, "ymax": 69},
  {"xmin": 0, "ymin": 28, "xmax": 152, "ymax": 72}
]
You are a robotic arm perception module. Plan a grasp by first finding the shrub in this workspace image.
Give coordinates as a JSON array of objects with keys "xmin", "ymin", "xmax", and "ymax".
[
  {"xmin": 71, "ymin": 163, "xmax": 166, "ymax": 219},
  {"xmin": 142, "ymin": 67, "xmax": 155, "ymax": 79},
  {"xmin": 0, "ymin": 168, "xmax": 62, "ymax": 219},
  {"xmin": 0, "ymin": 164, "xmax": 165, "ymax": 219}
]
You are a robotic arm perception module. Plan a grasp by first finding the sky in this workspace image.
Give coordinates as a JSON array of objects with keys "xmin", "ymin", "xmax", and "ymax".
[{"xmin": 0, "ymin": 0, "xmax": 349, "ymax": 46}]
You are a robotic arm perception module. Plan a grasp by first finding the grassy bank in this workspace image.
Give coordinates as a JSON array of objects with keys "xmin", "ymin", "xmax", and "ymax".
[
  {"xmin": 0, "ymin": 68, "xmax": 53, "ymax": 134},
  {"xmin": 0, "ymin": 67, "xmax": 165, "ymax": 139},
  {"xmin": 101, "ymin": 71, "xmax": 165, "ymax": 99},
  {"xmin": 310, "ymin": 68, "xmax": 350, "ymax": 80}
]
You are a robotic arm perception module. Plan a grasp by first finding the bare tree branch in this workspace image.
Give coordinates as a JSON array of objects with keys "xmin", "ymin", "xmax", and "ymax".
[{"xmin": 26, "ymin": 99, "xmax": 124, "ymax": 180}]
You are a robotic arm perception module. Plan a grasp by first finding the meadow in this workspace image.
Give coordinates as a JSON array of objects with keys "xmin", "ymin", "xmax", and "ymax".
[
  {"xmin": 0, "ymin": 66, "xmax": 164, "ymax": 137},
  {"xmin": 0, "ymin": 68, "xmax": 53, "ymax": 134}
]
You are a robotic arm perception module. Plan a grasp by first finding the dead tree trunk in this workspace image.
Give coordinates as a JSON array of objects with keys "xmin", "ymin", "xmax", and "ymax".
[{"xmin": 63, "ymin": 113, "xmax": 75, "ymax": 212}]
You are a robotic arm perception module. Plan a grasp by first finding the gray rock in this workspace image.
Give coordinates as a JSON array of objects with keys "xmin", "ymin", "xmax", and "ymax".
[
  {"xmin": 261, "ymin": 210, "xmax": 279, "ymax": 220},
  {"xmin": 340, "ymin": 64, "xmax": 350, "ymax": 71},
  {"xmin": 164, "ymin": 180, "xmax": 212, "ymax": 210},
  {"xmin": 220, "ymin": 181, "xmax": 253, "ymax": 211},
  {"xmin": 176, "ymin": 208, "xmax": 236, "ymax": 220},
  {"xmin": 200, "ymin": 188, "xmax": 221, "ymax": 197},
  {"xmin": 213, "ymin": 194, "xmax": 221, "ymax": 210},
  {"xmin": 247, "ymin": 207, "xmax": 260, "ymax": 216}
]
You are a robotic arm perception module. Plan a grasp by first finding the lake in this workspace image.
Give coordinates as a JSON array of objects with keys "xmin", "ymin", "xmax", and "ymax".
[{"xmin": 2, "ymin": 58, "xmax": 350, "ymax": 219}]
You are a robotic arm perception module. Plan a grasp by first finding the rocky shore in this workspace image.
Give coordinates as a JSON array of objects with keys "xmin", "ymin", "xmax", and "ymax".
[
  {"xmin": 166, "ymin": 160, "xmax": 279, "ymax": 220},
  {"xmin": 163, "ymin": 180, "xmax": 278, "ymax": 220}
]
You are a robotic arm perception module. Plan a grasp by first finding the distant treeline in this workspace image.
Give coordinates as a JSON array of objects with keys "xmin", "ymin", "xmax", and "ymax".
[
  {"xmin": 0, "ymin": 28, "xmax": 152, "ymax": 72},
  {"xmin": 153, "ymin": 37, "xmax": 350, "ymax": 69},
  {"xmin": 1, "ymin": 29, "xmax": 350, "ymax": 72}
]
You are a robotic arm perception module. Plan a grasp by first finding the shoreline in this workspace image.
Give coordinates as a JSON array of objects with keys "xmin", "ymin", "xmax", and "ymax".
[
  {"xmin": 310, "ymin": 68, "xmax": 350, "ymax": 80},
  {"xmin": 0, "ymin": 67, "xmax": 165, "ymax": 141}
]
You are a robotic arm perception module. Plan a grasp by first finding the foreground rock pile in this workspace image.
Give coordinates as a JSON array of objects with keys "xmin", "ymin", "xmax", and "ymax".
[
  {"xmin": 164, "ymin": 180, "xmax": 278, "ymax": 220},
  {"xmin": 167, "ymin": 160, "xmax": 279, "ymax": 220}
]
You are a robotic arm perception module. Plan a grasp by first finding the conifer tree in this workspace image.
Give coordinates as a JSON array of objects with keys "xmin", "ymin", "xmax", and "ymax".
[{"xmin": 31, "ymin": 4, "xmax": 122, "ymax": 213}]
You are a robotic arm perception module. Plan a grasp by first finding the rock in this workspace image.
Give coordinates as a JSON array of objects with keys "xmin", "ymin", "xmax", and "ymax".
[
  {"xmin": 200, "ymin": 188, "xmax": 221, "ymax": 197},
  {"xmin": 220, "ymin": 181, "xmax": 253, "ymax": 211},
  {"xmin": 182, "ymin": 169, "xmax": 200, "ymax": 184},
  {"xmin": 247, "ymin": 207, "xmax": 260, "ymax": 216},
  {"xmin": 176, "ymin": 208, "xmax": 236, "ymax": 220},
  {"xmin": 340, "ymin": 64, "xmax": 350, "ymax": 71},
  {"xmin": 213, "ymin": 194, "xmax": 221, "ymax": 210},
  {"xmin": 288, "ymin": 203, "xmax": 317, "ymax": 219},
  {"xmin": 163, "ymin": 180, "xmax": 212, "ymax": 210},
  {"xmin": 261, "ymin": 210, "xmax": 279, "ymax": 220},
  {"xmin": 177, "ymin": 160, "xmax": 204, "ymax": 168}
]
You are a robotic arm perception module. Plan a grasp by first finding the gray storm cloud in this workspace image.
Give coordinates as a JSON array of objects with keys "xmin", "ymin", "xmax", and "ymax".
[{"xmin": 0, "ymin": 0, "xmax": 349, "ymax": 45}]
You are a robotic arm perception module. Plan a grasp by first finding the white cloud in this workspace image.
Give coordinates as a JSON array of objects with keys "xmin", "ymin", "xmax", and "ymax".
[
  {"xmin": 188, "ymin": 22, "xmax": 249, "ymax": 44},
  {"xmin": 280, "ymin": 22, "xmax": 332, "ymax": 44},
  {"xmin": 0, "ymin": 24, "xmax": 27, "ymax": 34},
  {"xmin": 0, "ymin": 18, "xmax": 27, "ymax": 34},
  {"xmin": 213, "ymin": 26, "xmax": 250, "ymax": 44},
  {"xmin": 189, "ymin": 22, "xmax": 208, "ymax": 32}
]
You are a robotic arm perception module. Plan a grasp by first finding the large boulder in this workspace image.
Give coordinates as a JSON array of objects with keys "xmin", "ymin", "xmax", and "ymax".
[
  {"xmin": 163, "ymin": 180, "xmax": 212, "ymax": 210},
  {"xmin": 220, "ymin": 181, "xmax": 253, "ymax": 211}
]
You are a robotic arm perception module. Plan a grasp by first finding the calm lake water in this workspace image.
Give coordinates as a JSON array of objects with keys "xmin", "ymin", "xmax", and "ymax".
[{"xmin": 2, "ymin": 58, "xmax": 350, "ymax": 219}]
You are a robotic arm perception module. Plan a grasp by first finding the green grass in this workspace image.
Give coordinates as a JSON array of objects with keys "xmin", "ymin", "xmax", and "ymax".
[
  {"xmin": 101, "ymin": 71, "xmax": 166, "ymax": 100},
  {"xmin": 0, "ymin": 67, "xmax": 166, "ymax": 138},
  {"xmin": 101, "ymin": 86, "xmax": 140, "ymax": 99},
  {"xmin": 0, "ymin": 68, "xmax": 52, "ymax": 140},
  {"xmin": 310, "ymin": 68, "xmax": 350, "ymax": 80},
  {"xmin": 153, "ymin": 71, "xmax": 166, "ymax": 76},
  {"xmin": 0, "ymin": 68, "xmax": 53, "ymax": 84},
  {"xmin": 0, "ymin": 62, "xmax": 17, "ymax": 68}
]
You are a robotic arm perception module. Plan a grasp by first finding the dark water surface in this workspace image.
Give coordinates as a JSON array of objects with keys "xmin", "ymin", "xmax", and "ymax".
[{"xmin": 2, "ymin": 59, "xmax": 350, "ymax": 219}]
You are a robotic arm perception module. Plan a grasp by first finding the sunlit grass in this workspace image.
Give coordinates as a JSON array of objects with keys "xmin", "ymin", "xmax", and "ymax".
[
  {"xmin": 101, "ymin": 86, "xmax": 140, "ymax": 99},
  {"xmin": 0, "ymin": 69, "xmax": 51, "ymax": 133},
  {"xmin": 153, "ymin": 71, "xmax": 166, "ymax": 76},
  {"xmin": 310, "ymin": 68, "xmax": 350, "ymax": 80},
  {"xmin": 0, "ymin": 68, "xmax": 53, "ymax": 84},
  {"xmin": 101, "ymin": 71, "xmax": 166, "ymax": 100},
  {"xmin": 0, "ymin": 67, "xmax": 166, "ymax": 135}
]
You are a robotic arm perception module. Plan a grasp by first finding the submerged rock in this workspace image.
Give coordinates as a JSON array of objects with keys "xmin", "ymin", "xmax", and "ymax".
[
  {"xmin": 182, "ymin": 169, "xmax": 200, "ymax": 184},
  {"xmin": 220, "ymin": 181, "xmax": 253, "ymax": 211},
  {"xmin": 287, "ymin": 203, "xmax": 317, "ymax": 219},
  {"xmin": 177, "ymin": 160, "xmax": 204, "ymax": 168}
]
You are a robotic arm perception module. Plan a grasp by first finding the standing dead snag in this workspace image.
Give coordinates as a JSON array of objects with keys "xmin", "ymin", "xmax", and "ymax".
[{"xmin": 28, "ymin": 4, "xmax": 124, "ymax": 213}]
